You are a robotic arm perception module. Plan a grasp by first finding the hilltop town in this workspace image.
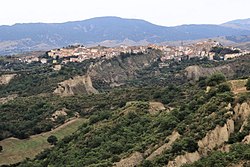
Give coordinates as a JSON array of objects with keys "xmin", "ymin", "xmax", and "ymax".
[{"xmin": 11, "ymin": 40, "xmax": 250, "ymax": 66}]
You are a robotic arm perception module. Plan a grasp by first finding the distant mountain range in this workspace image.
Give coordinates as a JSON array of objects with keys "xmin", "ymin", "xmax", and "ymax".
[
  {"xmin": 222, "ymin": 18, "xmax": 250, "ymax": 30},
  {"xmin": 1, "ymin": 16, "xmax": 250, "ymax": 55}
]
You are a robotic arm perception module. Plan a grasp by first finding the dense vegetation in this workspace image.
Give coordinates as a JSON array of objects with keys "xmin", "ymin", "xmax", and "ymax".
[
  {"xmin": 10, "ymin": 73, "xmax": 239, "ymax": 167},
  {"xmin": 1, "ymin": 53, "xmax": 250, "ymax": 167}
]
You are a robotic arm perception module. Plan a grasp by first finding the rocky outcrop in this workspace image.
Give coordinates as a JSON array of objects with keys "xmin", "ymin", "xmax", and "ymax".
[
  {"xmin": 167, "ymin": 151, "xmax": 201, "ymax": 167},
  {"xmin": 113, "ymin": 152, "xmax": 143, "ymax": 167},
  {"xmin": 233, "ymin": 102, "xmax": 250, "ymax": 132},
  {"xmin": 219, "ymin": 144, "xmax": 231, "ymax": 153},
  {"xmin": 0, "ymin": 74, "xmax": 16, "ymax": 85},
  {"xmin": 198, "ymin": 119, "xmax": 234, "ymax": 155},
  {"xmin": 49, "ymin": 108, "xmax": 68, "ymax": 121},
  {"xmin": 167, "ymin": 119, "xmax": 234, "ymax": 167},
  {"xmin": 185, "ymin": 65, "xmax": 234, "ymax": 81},
  {"xmin": 151, "ymin": 102, "xmax": 250, "ymax": 167},
  {"xmin": 53, "ymin": 51, "xmax": 160, "ymax": 95},
  {"xmin": 54, "ymin": 75, "xmax": 98, "ymax": 96},
  {"xmin": 236, "ymin": 102, "xmax": 250, "ymax": 143},
  {"xmin": 148, "ymin": 102, "xmax": 167, "ymax": 115},
  {"xmin": 242, "ymin": 134, "xmax": 250, "ymax": 144},
  {"xmin": 169, "ymin": 102, "xmax": 249, "ymax": 167},
  {"xmin": 146, "ymin": 131, "xmax": 180, "ymax": 160}
]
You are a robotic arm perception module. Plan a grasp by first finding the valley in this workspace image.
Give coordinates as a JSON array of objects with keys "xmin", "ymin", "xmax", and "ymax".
[
  {"xmin": 1, "ymin": 0, "xmax": 250, "ymax": 166},
  {"xmin": 0, "ymin": 44, "xmax": 250, "ymax": 166}
]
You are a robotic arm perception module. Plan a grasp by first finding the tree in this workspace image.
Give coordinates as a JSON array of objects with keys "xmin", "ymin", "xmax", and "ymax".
[
  {"xmin": 108, "ymin": 141, "xmax": 123, "ymax": 154},
  {"xmin": 217, "ymin": 83, "xmax": 231, "ymax": 93},
  {"xmin": 206, "ymin": 73, "xmax": 226, "ymax": 86},
  {"xmin": 159, "ymin": 115, "xmax": 179, "ymax": 131},
  {"xmin": 246, "ymin": 78, "xmax": 250, "ymax": 90},
  {"xmin": 172, "ymin": 137, "xmax": 198, "ymax": 154},
  {"xmin": 47, "ymin": 135, "xmax": 58, "ymax": 145},
  {"xmin": 141, "ymin": 160, "xmax": 154, "ymax": 167}
]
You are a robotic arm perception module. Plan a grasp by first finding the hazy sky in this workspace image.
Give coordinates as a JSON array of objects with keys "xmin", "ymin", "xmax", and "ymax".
[{"xmin": 1, "ymin": 0, "xmax": 250, "ymax": 26}]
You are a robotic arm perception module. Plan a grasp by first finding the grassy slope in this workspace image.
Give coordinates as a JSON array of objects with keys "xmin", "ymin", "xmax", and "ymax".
[
  {"xmin": 229, "ymin": 79, "xmax": 248, "ymax": 94},
  {"xmin": 0, "ymin": 118, "xmax": 85, "ymax": 165}
]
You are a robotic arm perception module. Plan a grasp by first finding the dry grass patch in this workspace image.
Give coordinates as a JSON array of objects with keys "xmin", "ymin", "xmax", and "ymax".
[{"xmin": 229, "ymin": 79, "xmax": 248, "ymax": 94}]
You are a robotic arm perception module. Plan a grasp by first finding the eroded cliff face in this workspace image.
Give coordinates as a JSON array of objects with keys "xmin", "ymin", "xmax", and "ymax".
[
  {"xmin": 54, "ymin": 51, "xmax": 160, "ymax": 95},
  {"xmin": 112, "ymin": 102, "xmax": 249, "ymax": 167},
  {"xmin": 54, "ymin": 75, "xmax": 98, "ymax": 96},
  {"xmin": 113, "ymin": 152, "xmax": 143, "ymax": 167},
  {"xmin": 87, "ymin": 51, "xmax": 160, "ymax": 87},
  {"xmin": 167, "ymin": 102, "xmax": 250, "ymax": 167},
  {"xmin": 113, "ymin": 131, "xmax": 180, "ymax": 167},
  {"xmin": 198, "ymin": 119, "xmax": 234, "ymax": 155},
  {"xmin": 167, "ymin": 151, "xmax": 201, "ymax": 167},
  {"xmin": 146, "ymin": 131, "xmax": 180, "ymax": 161},
  {"xmin": 234, "ymin": 102, "xmax": 250, "ymax": 132},
  {"xmin": 0, "ymin": 74, "xmax": 16, "ymax": 85},
  {"xmin": 185, "ymin": 65, "xmax": 234, "ymax": 81},
  {"xmin": 167, "ymin": 119, "xmax": 235, "ymax": 167}
]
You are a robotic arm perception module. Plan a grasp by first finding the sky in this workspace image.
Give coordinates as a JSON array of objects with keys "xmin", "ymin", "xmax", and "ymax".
[{"xmin": 0, "ymin": 0, "xmax": 250, "ymax": 26}]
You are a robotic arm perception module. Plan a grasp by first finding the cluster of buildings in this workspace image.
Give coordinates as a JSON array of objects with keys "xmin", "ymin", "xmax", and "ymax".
[
  {"xmin": 16, "ymin": 40, "xmax": 249, "ymax": 65},
  {"xmin": 157, "ymin": 40, "xmax": 248, "ymax": 61},
  {"xmin": 47, "ymin": 45, "xmax": 149, "ymax": 64},
  {"xmin": 17, "ymin": 57, "xmax": 48, "ymax": 64}
]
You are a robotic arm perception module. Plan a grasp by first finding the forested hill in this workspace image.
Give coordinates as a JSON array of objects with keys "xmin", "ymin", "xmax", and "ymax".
[{"xmin": 0, "ymin": 49, "xmax": 250, "ymax": 166}]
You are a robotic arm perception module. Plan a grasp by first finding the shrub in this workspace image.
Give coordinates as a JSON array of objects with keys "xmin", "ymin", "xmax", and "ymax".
[
  {"xmin": 107, "ymin": 141, "xmax": 123, "ymax": 154},
  {"xmin": 47, "ymin": 135, "xmax": 58, "ymax": 145},
  {"xmin": 198, "ymin": 76, "xmax": 207, "ymax": 88},
  {"xmin": 237, "ymin": 94, "xmax": 248, "ymax": 104},
  {"xmin": 206, "ymin": 73, "xmax": 226, "ymax": 86},
  {"xmin": 217, "ymin": 83, "xmax": 231, "ymax": 93},
  {"xmin": 172, "ymin": 137, "xmax": 198, "ymax": 154},
  {"xmin": 111, "ymin": 155, "xmax": 121, "ymax": 163},
  {"xmin": 159, "ymin": 115, "xmax": 179, "ymax": 131},
  {"xmin": 246, "ymin": 78, "xmax": 250, "ymax": 90},
  {"xmin": 141, "ymin": 160, "xmax": 154, "ymax": 167}
]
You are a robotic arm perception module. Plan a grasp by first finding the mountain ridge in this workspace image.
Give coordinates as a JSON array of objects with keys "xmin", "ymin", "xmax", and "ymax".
[
  {"xmin": 1, "ymin": 16, "xmax": 250, "ymax": 55},
  {"xmin": 222, "ymin": 18, "xmax": 250, "ymax": 30}
]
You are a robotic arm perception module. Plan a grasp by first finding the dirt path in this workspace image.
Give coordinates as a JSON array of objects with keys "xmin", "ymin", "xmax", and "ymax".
[{"xmin": 30, "ymin": 117, "xmax": 80, "ymax": 139}]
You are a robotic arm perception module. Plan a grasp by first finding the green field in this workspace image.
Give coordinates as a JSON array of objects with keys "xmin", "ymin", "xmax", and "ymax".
[{"xmin": 0, "ymin": 118, "xmax": 85, "ymax": 165}]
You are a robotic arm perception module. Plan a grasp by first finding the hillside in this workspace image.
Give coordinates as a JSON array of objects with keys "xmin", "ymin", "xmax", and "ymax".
[
  {"xmin": 1, "ymin": 17, "xmax": 250, "ymax": 55},
  {"xmin": 0, "ymin": 49, "xmax": 250, "ymax": 166}
]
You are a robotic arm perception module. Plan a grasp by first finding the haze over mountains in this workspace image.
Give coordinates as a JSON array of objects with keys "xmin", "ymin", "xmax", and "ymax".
[
  {"xmin": 222, "ymin": 18, "xmax": 250, "ymax": 30},
  {"xmin": 1, "ymin": 16, "xmax": 250, "ymax": 55}
]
